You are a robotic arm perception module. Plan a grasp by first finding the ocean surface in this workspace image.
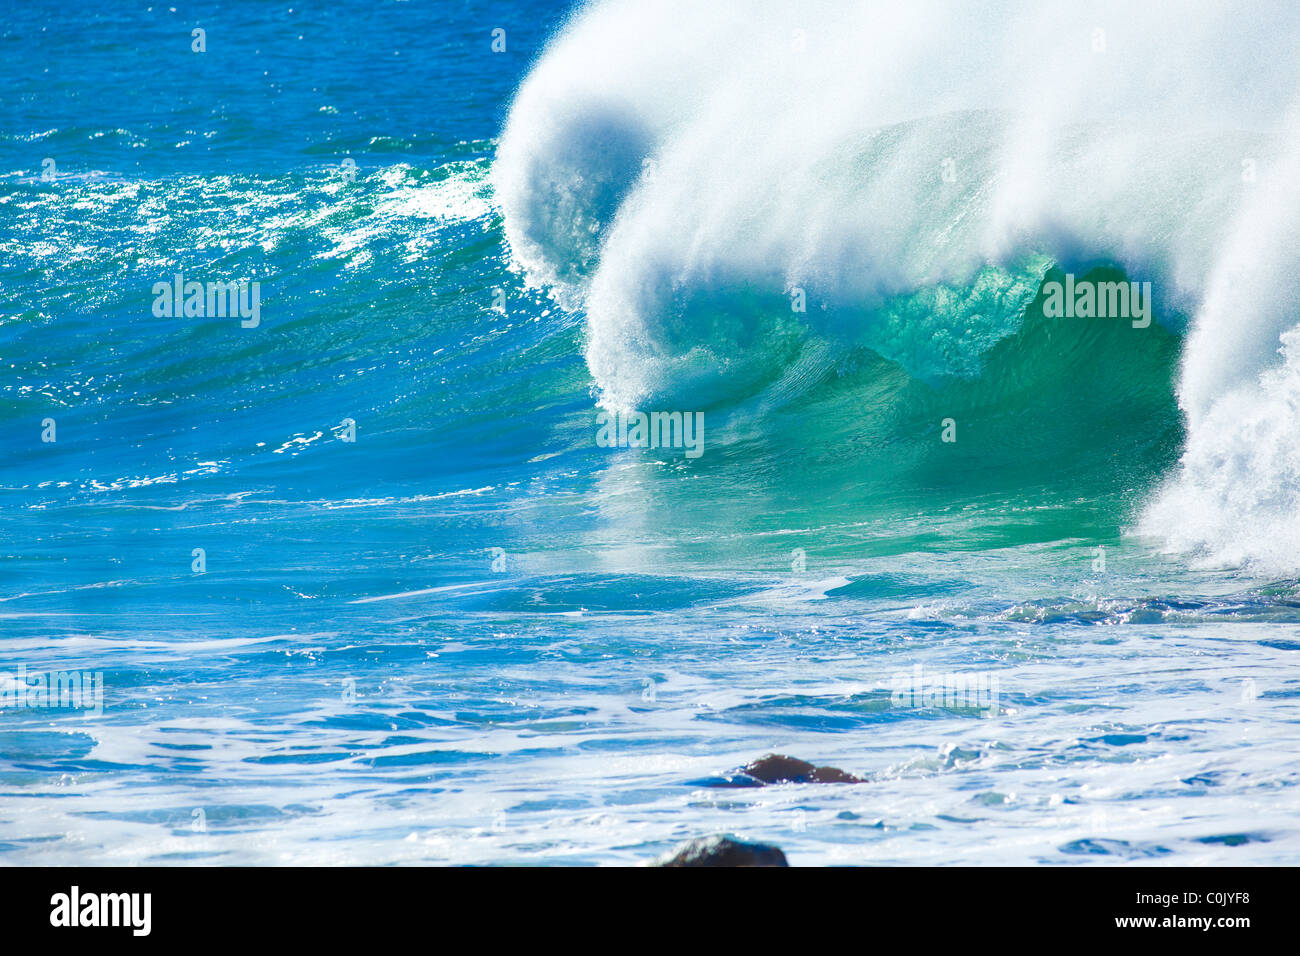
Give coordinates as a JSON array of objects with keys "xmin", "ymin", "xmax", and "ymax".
[{"xmin": 2, "ymin": 0, "xmax": 1299, "ymax": 865}]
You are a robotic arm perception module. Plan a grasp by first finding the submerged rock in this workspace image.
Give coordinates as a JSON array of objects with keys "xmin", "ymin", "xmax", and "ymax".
[
  {"xmin": 688, "ymin": 754, "xmax": 865, "ymax": 788},
  {"xmin": 654, "ymin": 834, "xmax": 789, "ymax": 867},
  {"xmin": 740, "ymin": 753, "xmax": 863, "ymax": 784}
]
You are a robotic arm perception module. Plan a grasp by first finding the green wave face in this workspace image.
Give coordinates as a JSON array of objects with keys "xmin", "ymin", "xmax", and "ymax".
[{"xmin": 589, "ymin": 264, "xmax": 1185, "ymax": 557}]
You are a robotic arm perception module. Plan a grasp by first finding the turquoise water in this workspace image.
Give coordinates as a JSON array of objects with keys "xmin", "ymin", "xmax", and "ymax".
[{"xmin": 2, "ymin": 0, "xmax": 1300, "ymax": 865}]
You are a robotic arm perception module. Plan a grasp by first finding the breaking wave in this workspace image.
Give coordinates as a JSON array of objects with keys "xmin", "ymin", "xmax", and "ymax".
[{"xmin": 495, "ymin": 0, "xmax": 1300, "ymax": 572}]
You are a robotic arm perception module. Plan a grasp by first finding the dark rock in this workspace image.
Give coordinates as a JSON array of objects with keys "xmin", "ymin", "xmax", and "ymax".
[
  {"xmin": 740, "ymin": 753, "xmax": 862, "ymax": 784},
  {"xmin": 654, "ymin": 834, "xmax": 789, "ymax": 867}
]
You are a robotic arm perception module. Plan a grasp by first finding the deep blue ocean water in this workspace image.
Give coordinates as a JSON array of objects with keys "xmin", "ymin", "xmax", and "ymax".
[{"xmin": 2, "ymin": 0, "xmax": 1299, "ymax": 865}]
